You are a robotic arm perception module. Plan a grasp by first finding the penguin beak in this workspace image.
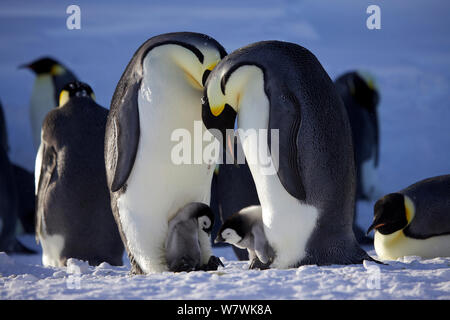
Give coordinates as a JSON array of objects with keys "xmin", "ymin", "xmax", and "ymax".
[
  {"xmin": 18, "ymin": 63, "xmax": 30, "ymax": 70},
  {"xmin": 201, "ymin": 96, "xmax": 237, "ymax": 163},
  {"xmin": 366, "ymin": 218, "xmax": 386, "ymax": 235},
  {"xmin": 214, "ymin": 234, "xmax": 224, "ymax": 244}
]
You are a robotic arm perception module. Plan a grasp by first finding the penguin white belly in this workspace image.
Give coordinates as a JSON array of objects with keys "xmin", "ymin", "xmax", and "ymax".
[
  {"xmin": 236, "ymin": 68, "xmax": 318, "ymax": 269},
  {"xmin": 198, "ymin": 230, "xmax": 212, "ymax": 265},
  {"xmin": 39, "ymin": 221, "xmax": 65, "ymax": 267},
  {"xmin": 361, "ymin": 156, "xmax": 381, "ymax": 200},
  {"xmin": 117, "ymin": 56, "xmax": 214, "ymax": 273},
  {"xmin": 374, "ymin": 231, "xmax": 450, "ymax": 260},
  {"xmin": 30, "ymin": 75, "xmax": 55, "ymax": 150}
]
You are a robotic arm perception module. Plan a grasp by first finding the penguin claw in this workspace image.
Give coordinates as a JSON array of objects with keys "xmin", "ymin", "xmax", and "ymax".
[
  {"xmin": 249, "ymin": 258, "xmax": 271, "ymax": 270},
  {"xmin": 199, "ymin": 256, "xmax": 224, "ymax": 271}
]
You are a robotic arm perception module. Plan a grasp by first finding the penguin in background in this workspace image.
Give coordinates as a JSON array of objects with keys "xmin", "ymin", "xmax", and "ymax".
[
  {"xmin": 35, "ymin": 81, "xmax": 123, "ymax": 267},
  {"xmin": 368, "ymin": 175, "xmax": 450, "ymax": 260},
  {"xmin": 0, "ymin": 100, "xmax": 34, "ymax": 254},
  {"xmin": 20, "ymin": 57, "xmax": 78, "ymax": 150},
  {"xmin": 166, "ymin": 202, "xmax": 223, "ymax": 272},
  {"xmin": 334, "ymin": 71, "xmax": 381, "ymax": 244},
  {"xmin": 334, "ymin": 71, "xmax": 381, "ymax": 201},
  {"xmin": 203, "ymin": 41, "xmax": 374, "ymax": 268},
  {"xmin": 104, "ymin": 32, "xmax": 227, "ymax": 274},
  {"xmin": 0, "ymin": 100, "xmax": 8, "ymax": 152},
  {"xmin": 0, "ymin": 100, "xmax": 37, "ymax": 234},
  {"xmin": 211, "ymin": 136, "xmax": 260, "ymax": 261}
]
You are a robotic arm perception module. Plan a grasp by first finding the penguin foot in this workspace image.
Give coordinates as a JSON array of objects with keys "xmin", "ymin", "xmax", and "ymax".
[
  {"xmin": 249, "ymin": 258, "xmax": 271, "ymax": 270},
  {"xmin": 199, "ymin": 256, "xmax": 224, "ymax": 271}
]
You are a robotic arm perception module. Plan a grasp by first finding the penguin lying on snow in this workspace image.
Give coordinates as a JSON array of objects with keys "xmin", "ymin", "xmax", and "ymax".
[
  {"xmin": 35, "ymin": 81, "xmax": 124, "ymax": 267},
  {"xmin": 202, "ymin": 41, "xmax": 374, "ymax": 268},
  {"xmin": 20, "ymin": 57, "xmax": 78, "ymax": 150},
  {"xmin": 215, "ymin": 206, "xmax": 274, "ymax": 269},
  {"xmin": 104, "ymin": 32, "xmax": 227, "ymax": 274},
  {"xmin": 368, "ymin": 175, "xmax": 450, "ymax": 260},
  {"xmin": 166, "ymin": 202, "xmax": 223, "ymax": 272}
]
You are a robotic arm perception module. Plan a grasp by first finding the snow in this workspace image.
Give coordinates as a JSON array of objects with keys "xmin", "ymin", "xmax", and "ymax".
[
  {"xmin": 1, "ymin": 238, "xmax": 449, "ymax": 299},
  {"xmin": 1, "ymin": 0, "xmax": 449, "ymax": 299}
]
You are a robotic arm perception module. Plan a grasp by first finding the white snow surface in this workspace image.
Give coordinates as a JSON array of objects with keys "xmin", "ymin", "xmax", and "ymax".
[
  {"xmin": 1, "ymin": 0, "xmax": 450, "ymax": 299},
  {"xmin": 0, "ymin": 236, "xmax": 449, "ymax": 300}
]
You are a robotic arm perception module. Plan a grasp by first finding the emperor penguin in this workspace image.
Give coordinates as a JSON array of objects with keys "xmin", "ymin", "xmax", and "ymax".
[
  {"xmin": 334, "ymin": 71, "xmax": 381, "ymax": 244},
  {"xmin": 202, "ymin": 41, "xmax": 374, "ymax": 268},
  {"xmin": 0, "ymin": 100, "xmax": 8, "ymax": 152},
  {"xmin": 367, "ymin": 175, "xmax": 450, "ymax": 260},
  {"xmin": 104, "ymin": 32, "xmax": 227, "ymax": 274},
  {"xmin": 0, "ymin": 100, "xmax": 35, "ymax": 253},
  {"xmin": 215, "ymin": 205, "xmax": 274, "ymax": 269},
  {"xmin": 334, "ymin": 71, "xmax": 381, "ymax": 201},
  {"xmin": 166, "ymin": 202, "xmax": 223, "ymax": 272},
  {"xmin": 35, "ymin": 81, "xmax": 124, "ymax": 267},
  {"xmin": 20, "ymin": 57, "xmax": 78, "ymax": 150}
]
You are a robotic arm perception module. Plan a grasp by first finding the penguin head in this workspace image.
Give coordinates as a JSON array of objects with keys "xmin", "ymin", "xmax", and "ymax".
[
  {"xmin": 215, "ymin": 213, "xmax": 246, "ymax": 245},
  {"xmin": 193, "ymin": 203, "xmax": 215, "ymax": 235},
  {"xmin": 367, "ymin": 193, "xmax": 415, "ymax": 235},
  {"xmin": 20, "ymin": 57, "xmax": 68, "ymax": 76},
  {"xmin": 338, "ymin": 71, "xmax": 379, "ymax": 112},
  {"xmin": 201, "ymin": 58, "xmax": 263, "ymax": 151},
  {"xmin": 143, "ymin": 33, "xmax": 227, "ymax": 91},
  {"xmin": 58, "ymin": 81, "xmax": 96, "ymax": 107}
]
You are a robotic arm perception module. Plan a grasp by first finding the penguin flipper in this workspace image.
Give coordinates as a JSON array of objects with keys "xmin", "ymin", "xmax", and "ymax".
[
  {"xmin": 268, "ymin": 93, "xmax": 306, "ymax": 200},
  {"xmin": 105, "ymin": 80, "xmax": 140, "ymax": 192},
  {"xmin": 35, "ymin": 144, "xmax": 57, "ymax": 242}
]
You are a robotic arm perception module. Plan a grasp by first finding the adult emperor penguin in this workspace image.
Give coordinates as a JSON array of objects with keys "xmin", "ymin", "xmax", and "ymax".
[
  {"xmin": 166, "ymin": 202, "xmax": 223, "ymax": 272},
  {"xmin": 334, "ymin": 71, "xmax": 380, "ymax": 201},
  {"xmin": 0, "ymin": 100, "xmax": 8, "ymax": 152},
  {"xmin": 215, "ymin": 205, "xmax": 274, "ymax": 269},
  {"xmin": 202, "ymin": 41, "xmax": 373, "ymax": 268},
  {"xmin": 20, "ymin": 57, "xmax": 78, "ymax": 150},
  {"xmin": 368, "ymin": 175, "xmax": 450, "ymax": 260},
  {"xmin": 334, "ymin": 71, "xmax": 381, "ymax": 244},
  {"xmin": 104, "ymin": 32, "xmax": 227, "ymax": 274},
  {"xmin": 0, "ymin": 100, "xmax": 35, "ymax": 253},
  {"xmin": 35, "ymin": 81, "xmax": 124, "ymax": 267}
]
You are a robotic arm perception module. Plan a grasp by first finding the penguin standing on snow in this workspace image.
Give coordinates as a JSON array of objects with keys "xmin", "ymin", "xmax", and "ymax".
[
  {"xmin": 0, "ymin": 100, "xmax": 8, "ymax": 152},
  {"xmin": 368, "ymin": 175, "xmax": 450, "ymax": 260},
  {"xmin": 35, "ymin": 81, "xmax": 123, "ymax": 267},
  {"xmin": 334, "ymin": 71, "xmax": 380, "ymax": 201},
  {"xmin": 104, "ymin": 32, "xmax": 227, "ymax": 274},
  {"xmin": 215, "ymin": 205, "xmax": 274, "ymax": 269},
  {"xmin": 202, "ymin": 41, "xmax": 373, "ymax": 268},
  {"xmin": 166, "ymin": 202, "xmax": 223, "ymax": 272},
  {"xmin": 20, "ymin": 57, "xmax": 78, "ymax": 150},
  {"xmin": 0, "ymin": 100, "xmax": 35, "ymax": 253},
  {"xmin": 334, "ymin": 71, "xmax": 381, "ymax": 244}
]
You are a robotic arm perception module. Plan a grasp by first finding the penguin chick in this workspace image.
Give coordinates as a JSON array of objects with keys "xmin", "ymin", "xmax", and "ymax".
[
  {"xmin": 166, "ymin": 202, "xmax": 224, "ymax": 272},
  {"xmin": 368, "ymin": 175, "xmax": 450, "ymax": 260},
  {"xmin": 215, "ymin": 205, "xmax": 275, "ymax": 269}
]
